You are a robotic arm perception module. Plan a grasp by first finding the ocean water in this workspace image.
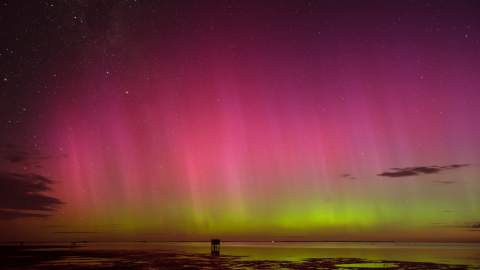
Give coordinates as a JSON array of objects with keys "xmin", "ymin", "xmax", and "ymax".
[
  {"xmin": 3, "ymin": 242, "xmax": 480, "ymax": 269},
  {"xmin": 81, "ymin": 241, "xmax": 480, "ymax": 265}
]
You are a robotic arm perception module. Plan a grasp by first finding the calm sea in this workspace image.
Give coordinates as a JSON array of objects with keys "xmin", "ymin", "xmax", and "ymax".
[{"xmin": 78, "ymin": 241, "xmax": 480, "ymax": 266}]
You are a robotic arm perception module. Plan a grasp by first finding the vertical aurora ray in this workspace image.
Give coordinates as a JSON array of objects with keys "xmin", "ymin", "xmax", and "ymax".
[
  {"xmin": 2, "ymin": 1, "xmax": 480, "ymax": 242},
  {"xmin": 42, "ymin": 51, "xmax": 480, "ymax": 240}
]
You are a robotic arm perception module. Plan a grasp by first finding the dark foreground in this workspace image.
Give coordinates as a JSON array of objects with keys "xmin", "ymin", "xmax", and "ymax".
[{"xmin": 1, "ymin": 245, "xmax": 480, "ymax": 270}]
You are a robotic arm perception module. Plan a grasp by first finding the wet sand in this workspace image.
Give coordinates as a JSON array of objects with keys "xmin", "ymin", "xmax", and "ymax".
[{"xmin": 1, "ymin": 245, "xmax": 479, "ymax": 269}]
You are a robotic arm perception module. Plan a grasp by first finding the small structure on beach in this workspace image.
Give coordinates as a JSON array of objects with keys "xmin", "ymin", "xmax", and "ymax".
[{"xmin": 211, "ymin": 239, "xmax": 220, "ymax": 256}]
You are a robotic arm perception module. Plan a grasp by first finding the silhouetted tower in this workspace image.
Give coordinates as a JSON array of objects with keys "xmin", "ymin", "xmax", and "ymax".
[{"xmin": 211, "ymin": 239, "xmax": 220, "ymax": 256}]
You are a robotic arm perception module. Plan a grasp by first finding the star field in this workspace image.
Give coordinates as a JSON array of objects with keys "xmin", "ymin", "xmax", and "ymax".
[{"xmin": 1, "ymin": 0, "xmax": 480, "ymax": 242}]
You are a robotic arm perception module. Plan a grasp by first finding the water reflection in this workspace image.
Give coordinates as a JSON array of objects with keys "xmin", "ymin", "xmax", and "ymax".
[{"xmin": 1, "ymin": 242, "xmax": 479, "ymax": 269}]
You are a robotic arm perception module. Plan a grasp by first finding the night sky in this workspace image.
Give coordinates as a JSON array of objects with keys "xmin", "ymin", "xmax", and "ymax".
[{"xmin": 1, "ymin": 0, "xmax": 480, "ymax": 242}]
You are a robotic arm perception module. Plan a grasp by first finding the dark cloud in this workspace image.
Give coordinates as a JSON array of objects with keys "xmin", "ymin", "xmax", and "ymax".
[
  {"xmin": 459, "ymin": 222, "xmax": 480, "ymax": 232},
  {"xmin": 0, "ymin": 209, "xmax": 49, "ymax": 220},
  {"xmin": 463, "ymin": 222, "xmax": 480, "ymax": 232},
  {"xmin": 440, "ymin": 222, "xmax": 480, "ymax": 230},
  {"xmin": 0, "ymin": 172, "xmax": 63, "ymax": 220},
  {"xmin": 0, "ymin": 144, "xmax": 65, "ymax": 165},
  {"xmin": 1, "ymin": 144, "xmax": 37, "ymax": 164},
  {"xmin": 378, "ymin": 164, "xmax": 469, "ymax": 178},
  {"xmin": 340, "ymin": 173, "xmax": 356, "ymax": 180}
]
